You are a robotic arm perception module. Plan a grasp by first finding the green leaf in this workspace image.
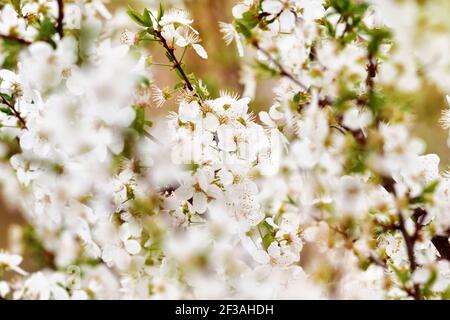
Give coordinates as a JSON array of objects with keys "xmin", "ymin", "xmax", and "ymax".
[
  {"xmin": 0, "ymin": 39, "xmax": 22, "ymax": 69},
  {"xmin": 322, "ymin": 18, "xmax": 336, "ymax": 37},
  {"xmin": 262, "ymin": 234, "xmax": 275, "ymax": 251},
  {"xmin": 442, "ymin": 285, "xmax": 450, "ymax": 300},
  {"xmin": 241, "ymin": 10, "xmax": 259, "ymax": 29},
  {"xmin": 422, "ymin": 270, "xmax": 437, "ymax": 298},
  {"xmin": 233, "ymin": 20, "xmax": 252, "ymax": 39},
  {"xmin": 165, "ymin": 51, "xmax": 175, "ymax": 62},
  {"xmin": 390, "ymin": 263, "xmax": 411, "ymax": 285},
  {"xmin": 0, "ymin": 92, "xmax": 12, "ymax": 102},
  {"xmin": 130, "ymin": 107, "xmax": 150, "ymax": 134},
  {"xmin": 36, "ymin": 17, "xmax": 57, "ymax": 48},
  {"xmin": 423, "ymin": 180, "xmax": 440, "ymax": 194},
  {"xmin": 174, "ymin": 82, "xmax": 184, "ymax": 90},
  {"xmin": 143, "ymin": 8, "xmax": 153, "ymax": 28},
  {"xmin": 293, "ymin": 92, "xmax": 311, "ymax": 105},
  {"xmin": 157, "ymin": 3, "xmax": 165, "ymax": 22},
  {"xmin": 367, "ymin": 28, "xmax": 392, "ymax": 55},
  {"xmin": 0, "ymin": 107, "xmax": 14, "ymax": 116},
  {"xmin": 11, "ymin": 0, "xmax": 21, "ymax": 15},
  {"xmin": 127, "ymin": 6, "xmax": 146, "ymax": 27}
]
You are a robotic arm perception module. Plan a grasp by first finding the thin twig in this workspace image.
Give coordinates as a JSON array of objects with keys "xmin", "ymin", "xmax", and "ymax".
[
  {"xmin": 57, "ymin": 0, "xmax": 64, "ymax": 38},
  {"xmin": 1, "ymin": 95, "xmax": 27, "ymax": 129},
  {"xmin": 365, "ymin": 52, "xmax": 377, "ymax": 96},
  {"xmin": 0, "ymin": 34, "xmax": 31, "ymax": 45},
  {"xmin": 398, "ymin": 212, "xmax": 421, "ymax": 300},
  {"xmin": 252, "ymin": 40, "xmax": 307, "ymax": 91},
  {"xmin": 369, "ymin": 252, "xmax": 387, "ymax": 269},
  {"xmin": 154, "ymin": 29, "xmax": 194, "ymax": 92}
]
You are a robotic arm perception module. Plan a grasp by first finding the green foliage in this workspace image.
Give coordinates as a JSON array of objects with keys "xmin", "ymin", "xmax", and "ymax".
[
  {"xmin": 421, "ymin": 269, "xmax": 437, "ymax": 298},
  {"xmin": 389, "ymin": 263, "xmax": 411, "ymax": 285},
  {"xmin": 409, "ymin": 180, "xmax": 440, "ymax": 205},
  {"xmin": 127, "ymin": 6, "xmax": 148, "ymax": 27},
  {"xmin": 326, "ymin": 0, "xmax": 369, "ymax": 45},
  {"xmin": 344, "ymin": 137, "xmax": 368, "ymax": 174},
  {"xmin": 157, "ymin": 3, "xmax": 164, "ymax": 22},
  {"xmin": 142, "ymin": 8, "xmax": 153, "ymax": 28},
  {"xmin": 10, "ymin": 0, "xmax": 21, "ymax": 15},
  {"xmin": 130, "ymin": 106, "xmax": 153, "ymax": 135},
  {"xmin": 0, "ymin": 39, "xmax": 23, "ymax": 70},
  {"xmin": 253, "ymin": 60, "xmax": 277, "ymax": 78},
  {"xmin": 233, "ymin": 6, "xmax": 260, "ymax": 40},
  {"xmin": 367, "ymin": 28, "xmax": 392, "ymax": 56},
  {"xmin": 35, "ymin": 17, "xmax": 58, "ymax": 48},
  {"xmin": 0, "ymin": 92, "xmax": 14, "ymax": 116},
  {"xmin": 258, "ymin": 220, "xmax": 276, "ymax": 250}
]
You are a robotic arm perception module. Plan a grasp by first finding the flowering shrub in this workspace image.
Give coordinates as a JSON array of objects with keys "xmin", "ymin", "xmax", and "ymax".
[{"xmin": 0, "ymin": 0, "xmax": 449, "ymax": 300}]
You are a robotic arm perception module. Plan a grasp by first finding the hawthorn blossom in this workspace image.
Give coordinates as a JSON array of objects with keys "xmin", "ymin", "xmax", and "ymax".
[{"xmin": 0, "ymin": 0, "xmax": 448, "ymax": 301}]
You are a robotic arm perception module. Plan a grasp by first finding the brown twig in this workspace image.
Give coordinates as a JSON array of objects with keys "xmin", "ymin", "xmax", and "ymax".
[
  {"xmin": 1, "ymin": 95, "xmax": 27, "ymax": 129},
  {"xmin": 0, "ymin": 34, "xmax": 31, "ymax": 45},
  {"xmin": 431, "ymin": 234, "xmax": 450, "ymax": 261},
  {"xmin": 365, "ymin": 52, "xmax": 377, "ymax": 96},
  {"xmin": 57, "ymin": 0, "xmax": 64, "ymax": 38},
  {"xmin": 398, "ymin": 212, "xmax": 421, "ymax": 300},
  {"xmin": 252, "ymin": 40, "xmax": 308, "ymax": 91},
  {"xmin": 154, "ymin": 30, "xmax": 195, "ymax": 92},
  {"xmin": 369, "ymin": 252, "xmax": 387, "ymax": 269}
]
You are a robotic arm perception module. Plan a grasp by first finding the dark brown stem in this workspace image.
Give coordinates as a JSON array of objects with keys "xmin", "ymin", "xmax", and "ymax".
[
  {"xmin": 0, "ymin": 34, "xmax": 31, "ymax": 45},
  {"xmin": 1, "ymin": 95, "xmax": 27, "ymax": 129},
  {"xmin": 57, "ymin": 0, "xmax": 64, "ymax": 38},
  {"xmin": 432, "ymin": 234, "xmax": 450, "ymax": 261},
  {"xmin": 366, "ymin": 53, "xmax": 377, "ymax": 96},
  {"xmin": 398, "ymin": 212, "xmax": 421, "ymax": 300},
  {"xmin": 252, "ymin": 40, "xmax": 307, "ymax": 91},
  {"xmin": 369, "ymin": 252, "xmax": 387, "ymax": 269},
  {"xmin": 154, "ymin": 30, "xmax": 194, "ymax": 92}
]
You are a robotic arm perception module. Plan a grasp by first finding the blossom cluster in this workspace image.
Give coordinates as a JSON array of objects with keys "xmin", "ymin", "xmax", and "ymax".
[{"xmin": 0, "ymin": 0, "xmax": 448, "ymax": 300}]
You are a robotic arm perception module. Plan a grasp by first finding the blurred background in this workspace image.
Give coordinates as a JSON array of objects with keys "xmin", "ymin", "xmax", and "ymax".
[{"xmin": 1, "ymin": 0, "xmax": 449, "ymax": 251}]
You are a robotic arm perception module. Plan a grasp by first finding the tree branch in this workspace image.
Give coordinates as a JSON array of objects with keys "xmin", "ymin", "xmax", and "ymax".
[
  {"xmin": 0, "ymin": 34, "xmax": 31, "ymax": 45},
  {"xmin": 1, "ymin": 95, "xmax": 27, "ymax": 129},
  {"xmin": 365, "ymin": 52, "xmax": 377, "ymax": 97},
  {"xmin": 154, "ymin": 30, "xmax": 194, "ymax": 92},
  {"xmin": 398, "ymin": 212, "xmax": 421, "ymax": 300},
  {"xmin": 57, "ymin": 0, "xmax": 64, "ymax": 39},
  {"xmin": 251, "ymin": 40, "xmax": 307, "ymax": 91}
]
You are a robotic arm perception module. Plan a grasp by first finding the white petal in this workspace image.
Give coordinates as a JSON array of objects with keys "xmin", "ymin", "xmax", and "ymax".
[
  {"xmin": 259, "ymin": 111, "xmax": 276, "ymax": 127},
  {"xmin": 19, "ymin": 132, "xmax": 34, "ymax": 150},
  {"xmin": 179, "ymin": 101, "xmax": 200, "ymax": 122},
  {"xmin": 193, "ymin": 192, "xmax": 207, "ymax": 213},
  {"xmin": 218, "ymin": 169, "xmax": 233, "ymax": 187},
  {"xmin": 279, "ymin": 10, "xmax": 296, "ymax": 33},
  {"xmin": 174, "ymin": 185, "xmax": 194, "ymax": 201},
  {"xmin": 193, "ymin": 44, "xmax": 208, "ymax": 59},
  {"xmin": 207, "ymin": 184, "xmax": 223, "ymax": 199},
  {"xmin": 175, "ymin": 36, "xmax": 189, "ymax": 48},
  {"xmin": 113, "ymin": 247, "xmax": 131, "ymax": 270},
  {"xmin": 203, "ymin": 113, "xmax": 219, "ymax": 131},
  {"xmin": 262, "ymin": 0, "xmax": 283, "ymax": 14},
  {"xmin": 235, "ymin": 34, "xmax": 244, "ymax": 57},
  {"xmin": 118, "ymin": 223, "xmax": 131, "ymax": 241},
  {"xmin": 269, "ymin": 105, "xmax": 284, "ymax": 120},
  {"xmin": 253, "ymin": 249, "xmax": 270, "ymax": 264},
  {"xmin": 198, "ymin": 170, "xmax": 210, "ymax": 192},
  {"xmin": 217, "ymin": 124, "xmax": 237, "ymax": 151},
  {"xmin": 232, "ymin": 4, "xmax": 248, "ymax": 19},
  {"xmin": 124, "ymin": 239, "xmax": 141, "ymax": 255},
  {"xmin": 71, "ymin": 290, "xmax": 88, "ymax": 300}
]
